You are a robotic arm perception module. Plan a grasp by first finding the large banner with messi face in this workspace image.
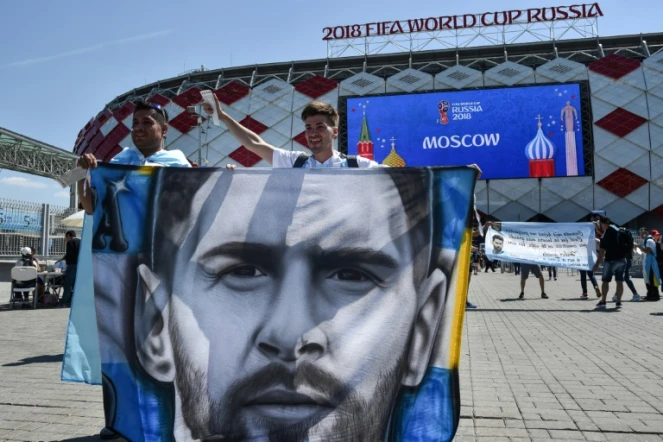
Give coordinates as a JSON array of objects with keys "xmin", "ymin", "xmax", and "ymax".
[
  {"xmin": 86, "ymin": 164, "xmax": 476, "ymax": 441},
  {"xmin": 346, "ymin": 83, "xmax": 589, "ymax": 179}
]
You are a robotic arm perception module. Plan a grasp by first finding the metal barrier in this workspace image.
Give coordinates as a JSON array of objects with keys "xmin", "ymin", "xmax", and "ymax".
[{"xmin": 0, "ymin": 197, "xmax": 80, "ymax": 258}]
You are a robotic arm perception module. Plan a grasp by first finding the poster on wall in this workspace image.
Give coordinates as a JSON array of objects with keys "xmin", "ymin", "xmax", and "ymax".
[{"xmin": 345, "ymin": 83, "xmax": 589, "ymax": 179}]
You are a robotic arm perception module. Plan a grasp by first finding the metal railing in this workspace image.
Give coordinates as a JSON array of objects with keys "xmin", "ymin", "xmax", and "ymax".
[{"xmin": 0, "ymin": 197, "xmax": 81, "ymax": 258}]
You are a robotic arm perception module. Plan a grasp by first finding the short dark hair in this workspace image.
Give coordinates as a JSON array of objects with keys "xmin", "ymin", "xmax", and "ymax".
[
  {"xmin": 301, "ymin": 101, "xmax": 339, "ymax": 127},
  {"xmin": 65, "ymin": 230, "xmax": 77, "ymax": 238},
  {"xmin": 133, "ymin": 101, "xmax": 169, "ymax": 125},
  {"xmin": 599, "ymin": 216, "xmax": 611, "ymax": 225},
  {"xmin": 493, "ymin": 234, "xmax": 504, "ymax": 242}
]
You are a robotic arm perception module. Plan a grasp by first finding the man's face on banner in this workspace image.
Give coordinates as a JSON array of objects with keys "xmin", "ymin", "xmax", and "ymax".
[
  {"xmin": 492, "ymin": 236, "xmax": 503, "ymax": 254},
  {"xmin": 139, "ymin": 171, "xmax": 443, "ymax": 441}
]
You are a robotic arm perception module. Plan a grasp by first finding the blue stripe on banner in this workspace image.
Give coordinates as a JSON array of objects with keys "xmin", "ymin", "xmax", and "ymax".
[
  {"xmin": 391, "ymin": 367, "xmax": 458, "ymax": 442},
  {"xmin": 435, "ymin": 168, "xmax": 475, "ymax": 250},
  {"xmin": 61, "ymin": 213, "xmax": 102, "ymax": 384},
  {"xmin": 101, "ymin": 363, "xmax": 175, "ymax": 442}
]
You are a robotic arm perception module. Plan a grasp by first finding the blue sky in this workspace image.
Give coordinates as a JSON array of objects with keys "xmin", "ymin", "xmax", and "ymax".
[{"xmin": 0, "ymin": 0, "xmax": 659, "ymax": 205}]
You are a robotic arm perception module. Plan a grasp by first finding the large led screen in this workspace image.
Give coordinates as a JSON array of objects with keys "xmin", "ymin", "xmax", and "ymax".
[{"xmin": 345, "ymin": 83, "xmax": 591, "ymax": 179}]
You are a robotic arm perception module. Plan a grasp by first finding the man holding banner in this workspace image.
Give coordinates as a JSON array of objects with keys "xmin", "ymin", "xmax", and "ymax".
[
  {"xmin": 72, "ymin": 100, "xmax": 192, "ymax": 440},
  {"xmin": 485, "ymin": 222, "xmax": 599, "ymax": 299},
  {"xmin": 593, "ymin": 217, "xmax": 627, "ymax": 309},
  {"xmin": 203, "ymin": 97, "xmax": 379, "ymax": 168},
  {"xmin": 518, "ymin": 264, "xmax": 547, "ymax": 299}
]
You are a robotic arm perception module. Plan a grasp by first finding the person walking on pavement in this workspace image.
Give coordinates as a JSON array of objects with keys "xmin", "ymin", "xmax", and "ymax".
[
  {"xmin": 518, "ymin": 264, "xmax": 548, "ymax": 299},
  {"xmin": 636, "ymin": 227, "xmax": 661, "ymax": 301},
  {"xmin": 613, "ymin": 226, "xmax": 641, "ymax": 302},
  {"xmin": 484, "ymin": 253, "xmax": 496, "ymax": 273},
  {"xmin": 581, "ymin": 214, "xmax": 603, "ymax": 299},
  {"xmin": 594, "ymin": 216, "xmax": 628, "ymax": 309},
  {"xmin": 653, "ymin": 230, "xmax": 663, "ymax": 295},
  {"xmin": 580, "ymin": 270, "xmax": 602, "ymax": 299}
]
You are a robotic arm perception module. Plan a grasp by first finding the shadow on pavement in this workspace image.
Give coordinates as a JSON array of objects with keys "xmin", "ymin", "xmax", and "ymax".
[
  {"xmin": 3, "ymin": 353, "xmax": 63, "ymax": 367},
  {"xmin": 500, "ymin": 298, "xmax": 554, "ymax": 302},
  {"xmin": 60, "ymin": 437, "xmax": 101, "ymax": 442},
  {"xmin": 61, "ymin": 437, "xmax": 128, "ymax": 442},
  {"xmin": 469, "ymin": 305, "xmax": 623, "ymax": 313},
  {"xmin": 559, "ymin": 298, "xmax": 599, "ymax": 301},
  {"xmin": 468, "ymin": 308, "xmax": 601, "ymax": 313},
  {"xmin": 0, "ymin": 304, "xmax": 63, "ymax": 313}
]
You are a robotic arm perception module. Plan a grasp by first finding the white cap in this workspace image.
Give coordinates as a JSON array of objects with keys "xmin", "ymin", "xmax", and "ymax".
[{"xmin": 20, "ymin": 247, "xmax": 32, "ymax": 256}]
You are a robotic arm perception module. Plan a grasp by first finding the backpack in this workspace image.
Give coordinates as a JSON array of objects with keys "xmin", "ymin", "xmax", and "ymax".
[
  {"xmin": 646, "ymin": 236, "xmax": 663, "ymax": 264},
  {"xmin": 39, "ymin": 292, "xmax": 59, "ymax": 307},
  {"xmin": 293, "ymin": 153, "xmax": 359, "ymax": 168},
  {"xmin": 616, "ymin": 227, "xmax": 634, "ymax": 258}
]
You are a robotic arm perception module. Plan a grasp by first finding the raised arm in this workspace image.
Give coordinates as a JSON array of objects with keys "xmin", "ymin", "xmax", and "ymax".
[
  {"xmin": 77, "ymin": 154, "xmax": 98, "ymax": 215},
  {"xmin": 203, "ymin": 95, "xmax": 277, "ymax": 164}
]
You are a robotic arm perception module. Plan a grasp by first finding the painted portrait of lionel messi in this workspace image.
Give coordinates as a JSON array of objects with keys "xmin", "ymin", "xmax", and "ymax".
[{"xmin": 126, "ymin": 166, "xmax": 474, "ymax": 441}]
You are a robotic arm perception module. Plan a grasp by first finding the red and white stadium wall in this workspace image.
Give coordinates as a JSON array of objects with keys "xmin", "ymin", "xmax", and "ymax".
[{"xmin": 74, "ymin": 53, "xmax": 663, "ymax": 225}]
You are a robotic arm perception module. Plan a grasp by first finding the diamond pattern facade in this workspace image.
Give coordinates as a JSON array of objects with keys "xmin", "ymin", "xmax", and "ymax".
[
  {"xmin": 589, "ymin": 54, "xmax": 641, "ymax": 80},
  {"xmin": 340, "ymin": 73, "xmax": 385, "ymax": 96},
  {"xmin": 594, "ymin": 108, "xmax": 647, "ymax": 137},
  {"xmin": 484, "ymin": 61, "xmax": 534, "ymax": 87},
  {"xmin": 75, "ymin": 51, "xmax": 663, "ymax": 225},
  {"xmin": 435, "ymin": 65, "xmax": 483, "ymax": 89},
  {"xmin": 597, "ymin": 168, "xmax": 649, "ymax": 198},
  {"xmin": 386, "ymin": 68, "xmax": 433, "ymax": 93}
]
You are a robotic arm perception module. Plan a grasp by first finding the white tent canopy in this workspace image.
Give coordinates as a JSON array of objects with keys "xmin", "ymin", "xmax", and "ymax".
[{"xmin": 61, "ymin": 210, "xmax": 85, "ymax": 228}]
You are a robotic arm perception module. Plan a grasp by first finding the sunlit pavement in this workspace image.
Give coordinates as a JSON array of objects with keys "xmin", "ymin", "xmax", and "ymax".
[{"xmin": 2, "ymin": 271, "xmax": 663, "ymax": 441}]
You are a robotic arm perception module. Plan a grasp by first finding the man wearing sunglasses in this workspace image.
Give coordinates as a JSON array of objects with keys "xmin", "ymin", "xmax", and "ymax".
[
  {"xmin": 76, "ymin": 101, "xmax": 191, "ymax": 215},
  {"xmin": 74, "ymin": 100, "xmax": 190, "ymax": 439}
]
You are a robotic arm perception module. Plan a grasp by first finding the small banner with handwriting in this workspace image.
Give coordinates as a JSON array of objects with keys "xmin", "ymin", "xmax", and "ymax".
[{"xmin": 485, "ymin": 222, "xmax": 597, "ymax": 270}]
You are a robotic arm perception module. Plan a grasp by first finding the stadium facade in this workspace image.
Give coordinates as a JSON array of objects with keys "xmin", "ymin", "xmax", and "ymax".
[{"xmin": 73, "ymin": 31, "xmax": 663, "ymax": 227}]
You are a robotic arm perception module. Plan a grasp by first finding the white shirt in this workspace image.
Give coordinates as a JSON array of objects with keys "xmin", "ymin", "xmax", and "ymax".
[
  {"xmin": 643, "ymin": 237, "xmax": 657, "ymax": 256},
  {"xmin": 271, "ymin": 148, "xmax": 380, "ymax": 168},
  {"xmin": 54, "ymin": 260, "xmax": 67, "ymax": 271}
]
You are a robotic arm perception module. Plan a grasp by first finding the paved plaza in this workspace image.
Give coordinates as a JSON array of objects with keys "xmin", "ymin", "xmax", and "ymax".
[{"xmin": 1, "ymin": 270, "xmax": 663, "ymax": 441}]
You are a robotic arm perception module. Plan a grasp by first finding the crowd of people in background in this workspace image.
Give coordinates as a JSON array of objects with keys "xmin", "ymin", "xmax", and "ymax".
[{"xmin": 468, "ymin": 212, "xmax": 663, "ymax": 310}]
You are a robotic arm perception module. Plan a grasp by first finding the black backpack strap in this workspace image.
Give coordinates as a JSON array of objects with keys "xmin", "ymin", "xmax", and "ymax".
[
  {"xmin": 338, "ymin": 152, "xmax": 359, "ymax": 168},
  {"xmin": 293, "ymin": 153, "xmax": 311, "ymax": 168}
]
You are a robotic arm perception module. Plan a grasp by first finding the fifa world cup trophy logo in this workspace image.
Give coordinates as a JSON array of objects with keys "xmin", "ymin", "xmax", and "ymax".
[{"xmin": 438, "ymin": 100, "xmax": 450, "ymax": 125}]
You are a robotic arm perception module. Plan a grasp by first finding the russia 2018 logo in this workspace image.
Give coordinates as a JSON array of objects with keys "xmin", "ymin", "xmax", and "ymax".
[{"xmin": 438, "ymin": 100, "xmax": 450, "ymax": 124}]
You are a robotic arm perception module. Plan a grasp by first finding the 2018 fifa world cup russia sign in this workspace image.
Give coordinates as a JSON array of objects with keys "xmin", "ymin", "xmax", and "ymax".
[{"xmin": 322, "ymin": 3, "xmax": 603, "ymax": 40}]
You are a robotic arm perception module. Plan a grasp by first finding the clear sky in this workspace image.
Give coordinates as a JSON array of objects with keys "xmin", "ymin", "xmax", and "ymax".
[{"xmin": 0, "ymin": 0, "xmax": 659, "ymax": 206}]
